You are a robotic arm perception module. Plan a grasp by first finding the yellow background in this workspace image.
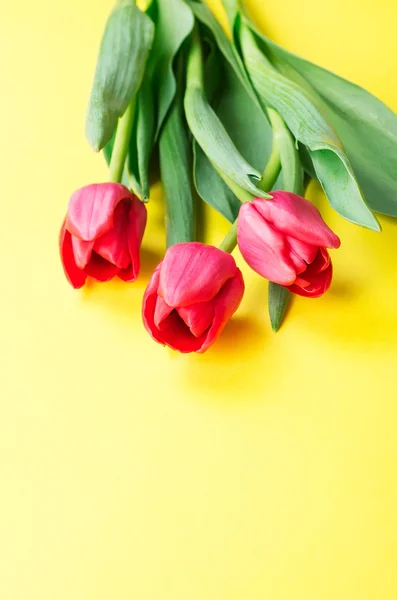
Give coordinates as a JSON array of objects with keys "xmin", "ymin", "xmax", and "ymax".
[{"xmin": 1, "ymin": 0, "xmax": 397, "ymax": 598}]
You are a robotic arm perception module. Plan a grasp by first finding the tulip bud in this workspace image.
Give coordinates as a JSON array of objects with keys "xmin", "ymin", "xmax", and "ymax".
[
  {"xmin": 142, "ymin": 242, "xmax": 244, "ymax": 353},
  {"xmin": 59, "ymin": 183, "xmax": 147, "ymax": 288},
  {"xmin": 237, "ymin": 191, "xmax": 340, "ymax": 298}
]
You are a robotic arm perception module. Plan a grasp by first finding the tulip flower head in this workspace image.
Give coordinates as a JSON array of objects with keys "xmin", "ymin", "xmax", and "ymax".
[
  {"xmin": 60, "ymin": 183, "xmax": 147, "ymax": 288},
  {"xmin": 142, "ymin": 243, "xmax": 245, "ymax": 353},
  {"xmin": 237, "ymin": 191, "xmax": 341, "ymax": 297}
]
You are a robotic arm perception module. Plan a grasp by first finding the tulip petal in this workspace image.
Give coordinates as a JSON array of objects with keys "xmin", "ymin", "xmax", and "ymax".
[
  {"xmin": 286, "ymin": 236, "xmax": 318, "ymax": 269},
  {"xmin": 154, "ymin": 311, "xmax": 209, "ymax": 353},
  {"xmin": 66, "ymin": 183, "xmax": 132, "ymax": 241},
  {"xmin": 158, "ymin": 242, "xmax": 239, "ymax": 307},
  {"xmin": 126, "ymin": 197, "xmax": 147, "ymax": 281},
  {"xmin": 142, "ymin": 266, "xmax": 167, "ymax": 346},
  {"xmin": 177, "ymin": 300, "xmax": 215, "ymax": 338},
  {"xmin": 93, "ymin": 200, "xmax": 131, "ymax": 269},
  {"xmin": 71, "ymin": 237, "xmax": 94, "ymax": 269},
  {"xmin": 288, "ymin": 263, "xmax": 333, "ymax": 298},
  {"xmin": 84, "ymin": 253, "xmax": 120, "ymax": 282},
  {"xmin": 253, "ymin": 192, "xmax": 341, "ymax": 249},
  {"xmin": 237, "ymin": 203, "xmax": 297, "ymax": 285},
  {"xmin": 199, "ymin": 270, "xmax": 245, "ymax": 353},
  {"xmin": 154, "ymin": 296, "xmax": 174, "ymax": 329},
  {"xmin": 288, "ymin": 249, "xmax": 333, "ymax": 298},
  {"xmin": 59, "ymin": 222, "xmax": 87, "ymax": 289}
]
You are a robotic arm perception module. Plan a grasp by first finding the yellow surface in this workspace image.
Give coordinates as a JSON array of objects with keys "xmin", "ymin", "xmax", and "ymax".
[{"xmin": 1, "ymin": 0, "xmax": 397, "ymax": 598}]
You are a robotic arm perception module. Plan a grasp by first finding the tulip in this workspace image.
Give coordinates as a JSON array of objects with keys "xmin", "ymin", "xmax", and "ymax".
[
  {"xmin": 237, "ymin": 191, "xmax": 340, "ymax": 298},
  {"xmin": 142, "ymin": 243, "xmax": 245, "ymax": 353},
  {"xmin": 60, "ymin": 183, "xmax": 147, "ymax": 288}
]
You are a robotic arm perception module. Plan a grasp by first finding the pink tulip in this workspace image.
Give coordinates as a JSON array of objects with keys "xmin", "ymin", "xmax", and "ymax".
[
  {"xmin": 142, "ymin": 243, "xmax": 244, "ymax": 353},
  {"xmin": 60, "ymin": 183, "xmax": 147, "ymax": 288},
  {"xmin": 237, "ymin": 191, "xmax": 341, "ymax": 298}
]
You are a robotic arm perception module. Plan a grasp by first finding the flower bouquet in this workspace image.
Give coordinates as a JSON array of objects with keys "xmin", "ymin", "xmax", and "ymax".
[{"xmin": 60, "ymin": 0, "xmax": 397, "ymax": 353}]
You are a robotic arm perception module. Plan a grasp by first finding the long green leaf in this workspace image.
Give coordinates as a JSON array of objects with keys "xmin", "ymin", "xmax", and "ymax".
[
  {"xmin": 193, "ymin": 47, "xmax": 273, "ymax": 221},
  {"xmin": 262, "ymin": 44, "xmax": 397, "ymax": 218},
  {"xmin": 184, "ymin": 28, "xmax": 271, "ymax": 200},
  {"xmin": 149, "ymin": 0, "xmax": 194, "ymax": 138},
  {"xmin": 159, "ymin": 54, "xmax": 195, "ymax": 247},
  {"xmin": 127, "ymin": 78, "xmax": 155, "ymax": 200},
  {"xmin": 86, "ymin": 0, "xmax": 154, "ymax": 151},
  {"xmin": 239, "ymin": 21, "xmax": 380, "ymax": 231}
]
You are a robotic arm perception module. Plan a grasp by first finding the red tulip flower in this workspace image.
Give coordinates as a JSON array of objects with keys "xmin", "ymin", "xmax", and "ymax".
[
  {"xmin": 60, "ymin": 183, "xmax": 147, "ymax": 288},
  {"xmin": 237, "ymin": 191, "xmax": 341, "ymax": 298},
  {"xmin": 142, "ymin": 243, "xmax": 245, "ymax": 353}
]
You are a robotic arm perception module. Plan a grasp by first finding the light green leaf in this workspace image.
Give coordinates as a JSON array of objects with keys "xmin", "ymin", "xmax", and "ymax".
[
  {"xmin": 263, "ymin": 44, "xmax": 397, "ymax": 218},
  {"xmin": 239, "ymin": 21, "xmax": 380, "ymax": 231},
  {"xmin": 149, "ymin": 0, "xmax": 194, "ymax": 138},
  {"xmin": 86, "ymin": 0, "xmax": 154, "ymax": 151},
  {"xmin": 159, "ymin": 53, "xmax": 195, "ymax": 247},
  {"xmin": 268, "ymin": 282, "xmax": 290, "ymax": 332}
]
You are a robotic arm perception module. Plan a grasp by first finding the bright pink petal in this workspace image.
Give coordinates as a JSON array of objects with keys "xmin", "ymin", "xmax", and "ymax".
[
  {"xmin": 84, "ymin": 252, "xmax": 120, "ymax": 282},
  {"xmin": 286, "ymin": 237, "xmax": 318, "ymax": 266},
  {"xmin": 288, "ymin": 264, "xmax": 333, "ymax": 298},
  {"xmin": 253, "ymin": 192, "xmax": 341, "ymax": 249},
  {"xmin": 66, "ymin": 183, "xmax": 132, "ymax": 241},
  {"xmin": 199, "ymin": 270, "xmax": 245, "ymax": 354},
  {"xmin": 158, "ymin": 243, "xmax": 239, "ymax": 307},
  {"xmin": 154, "ymin": 296, "xmax": 174, "ymax": 329},
  {"xmin": 287, "ymin": 249, "xmax": 333, "ymax": 298},
  {"xmin": 126, "ymin": 197, "xmax": 147, "ymax": 281},
  {"xmin": 93, "ymin": 200, "xmax": 131, "ymax": 269},
  {"xmin": 237, "ymin": 203, "xmax": 297, "ymax": 285},
  {"xmin": 152, "ymin": 311, "xmax": 208, "ymax": 353},
  {"xmin": 177, "ymin": 300, "xmax": 215, "ymax": 338},
  {"xmin": 59, "ymin": 222, "xmax": 87, "ymax": 289},
  {"xmin": 71, "ymin": 237, "xmax": 94, "ymax": 269},
  {"xmin": 142, "ymin": 266, "xmax": 167, "ymax": 346},
  {"xmin": 142, "ymin": 265, "xmax": 208, "ymax": 353}
]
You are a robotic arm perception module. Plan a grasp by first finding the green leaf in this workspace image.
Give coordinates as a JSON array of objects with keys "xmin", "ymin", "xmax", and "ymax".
[
  {"xmin": 159, "ymin": 53, "xmax": 195, "ymax": 247},
  {"xmin": 193, "ymin": 43, "xmax": 273, "ymax": 222},
  {"xmin": 186, "ymin": 0, "xmax": 259, "ymax": 107},
  {"xmin": 262, "ymin": 46, "xmax": 397, "ymax": 218},
  {"xmin": 149, "ymin": 0, "xmax": 194, "ymax": 138},
  {"xmin": 86, "ymin": 0, "xmax": 154, "ymax": 152},
  {"xmin": 127, "ymin": 78, "xmax": 155, "ymax": 200},
  {"xmin": 239, "ymin": 21, "xmax": 380, "ymax": 231},
  {"xmin": 268, "ymin": 282, "xmax": 290, "ymax": 332},
  {"xmin": 184, "ymin": 28, "xmax": 271, "ymax": 201}
]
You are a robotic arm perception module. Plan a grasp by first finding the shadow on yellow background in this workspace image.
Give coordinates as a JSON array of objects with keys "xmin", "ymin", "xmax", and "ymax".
[{"xmin": 1, "ymin": 0, "xmax": 397, "ymax": 598}]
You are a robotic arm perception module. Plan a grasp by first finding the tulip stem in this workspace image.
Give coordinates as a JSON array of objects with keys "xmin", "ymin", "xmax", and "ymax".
[
  {"xmin": 218, "ymin": 219, "xmax": 238, "ymax": 254},
  {"xmin": 108, "ymin": 96, "xmax": 136, "ymax": 184},
  {"xmin": 258, "ymin": 109, "xmax": 282, "ymax": 192}
]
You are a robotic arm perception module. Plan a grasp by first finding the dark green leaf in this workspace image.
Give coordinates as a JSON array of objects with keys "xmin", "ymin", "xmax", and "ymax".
[
  {"xmin": 86, "ymin": 0, "xmax": 154, "ymax": 151},
  {"xmin": 186, "ymin": 0, "xmax": 259, "ymax": 107},
  {"xmin": 239, "ymin": 21, "xmax": 380, "ymax": 231},
  {"xmin": 185, "ymin": 29, "xmax": 271, "ymax": 201},
  {"xmin": 268, "ymin": 282, "xmax": 290, "ymax": 332},
  {"xmin": 193, "ymin": 48, "xmax": 273, "ymax": 221},
  {"xmin": 149, "ymin": 0, "xmax": 194, "ymax": 138},
  {"xmin": 128, "ymin": 78, "xmax": 155, "ymax": 200},
  {"xmin": 159, "ymin": 54, "xmax": 195, "ymax": 247}
]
